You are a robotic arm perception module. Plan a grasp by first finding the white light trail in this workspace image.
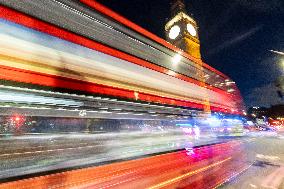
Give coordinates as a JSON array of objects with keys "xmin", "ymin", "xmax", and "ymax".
[{"xmin": 270, "ymin": 50, "xmax": 284, "ymax": 56}]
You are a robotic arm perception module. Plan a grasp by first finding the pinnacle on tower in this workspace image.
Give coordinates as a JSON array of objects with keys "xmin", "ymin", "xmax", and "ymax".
[{"xmin": 170, "ymin": 0, "xmax": 186, "ymax": 17}]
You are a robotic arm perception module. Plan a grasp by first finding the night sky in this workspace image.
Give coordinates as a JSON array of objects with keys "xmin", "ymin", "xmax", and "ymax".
[{"xmin": 97, "ymin": 0, "xmax": 284, "ymax": 108}]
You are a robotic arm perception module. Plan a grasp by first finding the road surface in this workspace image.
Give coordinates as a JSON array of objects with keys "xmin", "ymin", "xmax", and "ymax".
[
  {"xmin": 0, "ymin": 130, "xmax": 221, "ymax": 180},
  {"xmin": 222, "ymin": 131, "xmax": 284, "ymax": 189}
]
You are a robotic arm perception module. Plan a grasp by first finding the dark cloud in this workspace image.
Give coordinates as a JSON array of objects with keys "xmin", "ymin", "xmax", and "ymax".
[
  {"xmin": 254, "ymin": 54, "xmax": 282, "ymax": 82},
  {"xmin": 235, "ymin": 0, "xmax": 284, "ymax": 13},
  {"xmin": 247, "ymin": 83, "xmax": 283, "ymax": 107}
]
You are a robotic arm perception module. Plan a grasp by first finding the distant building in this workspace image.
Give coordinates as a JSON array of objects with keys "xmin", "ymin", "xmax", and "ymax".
[
  {"xmin": 248, "ymin": 104, "xmax": 284, "ymax": 119},
  {"xmin": 247, "ymin": 107, "xmax": 268, "ymax": 119},
  {"xmin": 267, "ymin": 104, "xmax": 284, "ymax": 119}
]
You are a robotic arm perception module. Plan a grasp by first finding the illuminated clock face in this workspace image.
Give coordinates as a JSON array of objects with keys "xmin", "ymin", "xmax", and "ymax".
[
  {"xmin": 169, "ymin": 25, "xmax": 180, "ymax": 39},
  {"xmin": 187, "ymin": 23, "xmax": 197, "ymax": 36}
]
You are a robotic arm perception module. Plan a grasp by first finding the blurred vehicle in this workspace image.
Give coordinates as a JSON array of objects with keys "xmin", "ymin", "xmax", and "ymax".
[
  {"xmin": 268, "ymin": 118, "xmax": 284, "ymax": 131},
  {"xmin": 0, "ymin": 0, "xmax": 247, "ymax": 188}
]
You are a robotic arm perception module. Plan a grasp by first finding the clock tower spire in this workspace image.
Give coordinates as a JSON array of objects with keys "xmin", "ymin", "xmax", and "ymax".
[{"xmin": 165, "ymin": 0, "xmax": 201, "ymax": 59}]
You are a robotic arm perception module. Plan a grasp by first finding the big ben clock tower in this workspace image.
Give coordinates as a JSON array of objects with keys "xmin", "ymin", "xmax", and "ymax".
[
  {"xmin": 165, "ymin": 0, "xmax": 211, "ymax": 113},
  {"xmin": 165, "ymin": 0, "xmax": 201, "ymax": 59}
]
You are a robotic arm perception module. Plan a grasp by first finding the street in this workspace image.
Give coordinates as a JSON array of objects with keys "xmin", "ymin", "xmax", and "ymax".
[
  {"xmin": 0, "ymin": 139, "xmax": 246, "ymax": 189},
  {"xmin": 222, "ymin": 132, "xmax": 284, "ymax": 189},
  {"xmin": 0, "ymin": 130, "xmax": 221, "ymax": 181},
  {"xmin": 1, "ymin": 131, "xmax": 284, "ymax": 188}
]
